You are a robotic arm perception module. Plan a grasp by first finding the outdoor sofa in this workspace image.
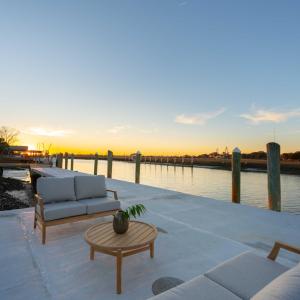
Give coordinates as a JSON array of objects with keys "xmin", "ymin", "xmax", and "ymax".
[
  {"xmin": 149, "ymin": 241, "xmax": 300, "ymax": 300},
  {"xmin": 34, "ymin": 175, "xmax": 121, "ymax": 244}
]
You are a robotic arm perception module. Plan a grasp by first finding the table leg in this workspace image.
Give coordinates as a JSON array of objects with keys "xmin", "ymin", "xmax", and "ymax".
[
  {"xmin": 116, "ymin": 251, "xmax": 122, "ymax": 294},
  {"xmin": 90, "ymin": 247, "xmax": 95, "ymax": 260},
  {"xmin": 150, "ymin": 241, "xmax": 154, "ymax": 258}
]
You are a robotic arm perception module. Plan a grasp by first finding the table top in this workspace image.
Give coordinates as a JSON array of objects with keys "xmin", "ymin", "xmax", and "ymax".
[
  {"xmin": 85, "ymin": 221, "xmax": 157, "ymax": 251},
  {"xmin": 31, "ymin": 167, "xmax": 88, "ymax": 178}
]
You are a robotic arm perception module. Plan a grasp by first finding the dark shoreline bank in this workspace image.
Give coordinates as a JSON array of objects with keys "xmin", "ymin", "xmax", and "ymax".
[{"xmin": 0, "ymin": 177, "xmax": 33, "ymax": 211}]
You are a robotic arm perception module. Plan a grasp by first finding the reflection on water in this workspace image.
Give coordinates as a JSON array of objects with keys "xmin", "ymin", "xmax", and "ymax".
[{"xmin": 74, "ymin": 159, "xmax": 300, "ymax": 214}]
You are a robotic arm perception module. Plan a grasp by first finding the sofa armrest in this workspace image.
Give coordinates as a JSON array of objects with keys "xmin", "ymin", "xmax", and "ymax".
[
  {"xmin": 268, "ymin": 241, "xmax": 300, "ymax": 261},
  {"xmin": 106, "ymin": 189, "xmax": 118, "ymax": 200},
  {"xmin": 34, "ymin": 194, "xmax": 45, "ymax": 220}
]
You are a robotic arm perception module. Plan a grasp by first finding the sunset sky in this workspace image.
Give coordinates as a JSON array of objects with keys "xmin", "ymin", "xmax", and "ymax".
[{"xmin": 1, "ymin": 1, "xmax": 300, "ymax": 155}]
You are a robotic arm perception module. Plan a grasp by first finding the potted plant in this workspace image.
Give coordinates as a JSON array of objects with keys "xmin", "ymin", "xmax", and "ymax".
[{"xmin": 113, "ymin": 204, "xmax": 146, "ymax": 234}]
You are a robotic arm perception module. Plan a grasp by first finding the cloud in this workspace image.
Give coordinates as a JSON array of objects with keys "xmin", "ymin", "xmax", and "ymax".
[
  {"xmin": 24, "ymin": 127, "xmax": 73, "ymax": 137},
  {"xmin": 108, "ymin": 125, "xmax": 131, "ymax": 134},
  {"xmin": 175, "ymin": 108, "xmax": 226, "ymax": 125},
  {"xmin": 139, "ymin": 128, "xmax": 158, "ymax": 134},
  {"xmin": 240, "ymin": 108, "xmax": 300, "ymax": 124},
  {"xmin": 178, "ymin": 1, "xmax": 188, "ymax": 6}
]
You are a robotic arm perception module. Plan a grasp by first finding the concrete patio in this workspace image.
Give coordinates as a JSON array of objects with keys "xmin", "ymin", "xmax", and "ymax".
[{"xmin": 1, "ymin": 178, "xmax": 300, "ymax": 300}]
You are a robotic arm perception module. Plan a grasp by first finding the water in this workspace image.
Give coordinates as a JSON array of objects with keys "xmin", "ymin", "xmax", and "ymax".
[
  {"xmin": 4, "ymin": 159, "xmax": 299, "ymax": 213},
  {"xmin": 73, "ymin": 159, "xmax": 300, "ymax": 214}
]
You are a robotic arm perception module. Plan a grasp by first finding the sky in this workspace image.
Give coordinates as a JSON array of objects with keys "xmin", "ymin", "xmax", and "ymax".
[{"xmin": 1, "ymin": 0, "xmax": 300, "ymax": 155}]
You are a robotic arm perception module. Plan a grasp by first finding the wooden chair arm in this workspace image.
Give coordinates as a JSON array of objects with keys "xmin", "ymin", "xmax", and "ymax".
[
  {"xmin": 106, "ymin": 189, "xmax": 118, "ymax": 200},
  {"xmin": 34, "ymin": 194, "xmax": 45, "ymax": 220},
  {"xmin": 268, "ymin": 241, "xmax": 300, "ymax": 261}
]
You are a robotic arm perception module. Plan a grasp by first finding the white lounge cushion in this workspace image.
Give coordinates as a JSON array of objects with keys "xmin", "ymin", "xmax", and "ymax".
[
  {"xmin": 148, "ymin": 275, "xmax": 242, "ymax": 300},
  {"xmin": 252, "ymin": 263, "xmax": 300, "ymax": 300},
  {"xmin": 37, "ymin": 201, "xmax": 86, "ymax": 221},
  {"xmin": 37, "ymin": 177, "xmax": 76, "ymax": 203},
  {"xmin": 74, "ymin": 175, "xmax": 107, "ymax": 200},
  {"xmin": 205, "ymin": 251, "xmax": 289, "ymax": 299},
  {"xmin": 78, "ymin": 198, "xmax": 121, "ymax": 214}
]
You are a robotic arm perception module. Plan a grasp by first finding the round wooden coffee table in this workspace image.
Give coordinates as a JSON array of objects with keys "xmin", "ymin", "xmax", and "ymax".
[{"xmin": 84, "ymin": 221, "xmax": 158, "ymax": 294}]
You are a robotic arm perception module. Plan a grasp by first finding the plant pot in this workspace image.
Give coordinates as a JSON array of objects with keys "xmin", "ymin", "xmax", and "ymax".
[{"xmin": 113, "ymin": 211, "xmax": 129, "ymax": 234}]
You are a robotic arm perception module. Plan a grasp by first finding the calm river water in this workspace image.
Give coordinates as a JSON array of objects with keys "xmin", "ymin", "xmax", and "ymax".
[{"xmin": 73, "ymin": 159, "xmax": 300, "ymax": 214}]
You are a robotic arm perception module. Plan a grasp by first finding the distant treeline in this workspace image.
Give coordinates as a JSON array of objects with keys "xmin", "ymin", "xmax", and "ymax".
[
  {"xmin": 196, "ymin": 151, "xmax": 300, "ymax": 160},
  {"xmin": 61, "ymin": 151, "xmax": 300, "ymax": 161}
]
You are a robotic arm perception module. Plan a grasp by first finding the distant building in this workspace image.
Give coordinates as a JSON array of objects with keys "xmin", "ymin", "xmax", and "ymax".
[{"xmin": 8, "ymin": 146, "xmax": 28, "ymax": 153}]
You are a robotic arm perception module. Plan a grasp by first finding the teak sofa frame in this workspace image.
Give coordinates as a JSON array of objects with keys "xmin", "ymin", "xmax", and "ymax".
[
  {"xmin": 268, "ymin": 240, "xmax": 300, "ymax": 260},
  {"xmin": 33, "ymin": 189, "xmax": 119, "ymax": 244}
]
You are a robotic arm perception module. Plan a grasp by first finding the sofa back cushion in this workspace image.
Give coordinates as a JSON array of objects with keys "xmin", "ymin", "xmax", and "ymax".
[
  {"xmin": 37, "ymin": 177, "xmax": 76, "ymax": 203},
  {"xmin": 252, "ymin": 263, "xmax": 300, "ymax": 300},
  {"xmin": 74, "ymin": 175, "xmax": 107, "ymax": 200}
]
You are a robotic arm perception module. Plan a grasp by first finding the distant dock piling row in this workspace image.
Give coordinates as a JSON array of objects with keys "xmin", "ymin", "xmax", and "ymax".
[{"xmin": 59, "ymin": 142, "xmax": 282, "ymax": 211}]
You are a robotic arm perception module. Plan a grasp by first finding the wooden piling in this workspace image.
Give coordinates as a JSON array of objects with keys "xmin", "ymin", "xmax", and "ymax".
[
  {"xmin": 267, "ymin": 142, "xmax": 281, "ymax": 211},
  {"xmin": 94, "ymin": 152, "xmax": 99, "ymax": 175},
  {"xmin": 135, "ymin": 151, "xmax": 141, "ymax": 184},
  {"xmin": 64, "ymin": 152, "xmax": 69, "ymax": 169},
  {"xmin": 56, "ymin": 153, "xmax": 63, "ymax": 168},
  {"xmin": 232, "ymin": 147, "xmax": 241, "ymax": 204},
  {"xmin": 70, "ymin": 154, "xmax": 74, "ymax": 171},
  {"xmin": 107, "ymin": 150, "xmax": 113, "ymax": 178},
  {"xmin": 191, "ymin": 156, "xmax": 194, "ymax": 167}
]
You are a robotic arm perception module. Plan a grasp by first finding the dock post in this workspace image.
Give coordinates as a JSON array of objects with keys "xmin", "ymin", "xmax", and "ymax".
[
  {"xmin": 94, "ymin": 152, "xmax": 99, "ymax": 175},
  {"xmin": 107, "ymin": 150, "xmax": 113, "ymax": 178},
  {"xmin": 181, "ymin": 157, "xmax": 184, "ymax": 167},
  {"xmin": 135, "ymin": 151, "xmax": 141, "ymax": 184},
  {"xmin": 70, "ymin": 154, "xmax": 74, "ymax": 170},
  {"xmin": 191, "ymin": 156, "xmax": 194, "ymax": 167},
  {"xmin": 267, "ymin": 142, "xmax": 281, "ymax": 211},
  {"xmin": 174, "ymin": 157, "xmax": 176, "ymax": 165},
  {"xmin": 64, "ymin": 152, "xmax": 69, "ymax": 169},
  {"xmin": 232, "ymin": 147, "xmax": 241, "ymax": 204},
  {"xmin": 56, "ymin": 153, "xmax": 63, "ymax": 168}
]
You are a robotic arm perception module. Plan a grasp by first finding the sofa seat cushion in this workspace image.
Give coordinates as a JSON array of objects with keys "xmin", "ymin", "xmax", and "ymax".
[
  {"xmin": 252, "ymin": 263, "xmax": 300, "ymax": 300},
  {"xmin": 37, "ymin": 201, "xmax": 86, "ymax": 221},
  {"xmin": 75, "ymin": 175, "xmax": 107, "ymax": 200},
  {"xmin": 205, "ymin": 251, "xmax": 289, "ymax": 299},
  {"xmin": 148, "ymin": 275, "xmax": 242, "ymax": 300},
  {"xmin": 37, "ymin": 177, "xmax": 76, "ymax": 203},
  {"xmin": 78, "ymin": 198, "xmax": 120, "ymax": 214}
]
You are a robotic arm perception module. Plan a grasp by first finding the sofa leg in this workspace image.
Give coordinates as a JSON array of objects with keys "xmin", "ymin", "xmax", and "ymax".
[{"xmin": 42, "ymin": 224, "xmax": 46, "ymax": 244}]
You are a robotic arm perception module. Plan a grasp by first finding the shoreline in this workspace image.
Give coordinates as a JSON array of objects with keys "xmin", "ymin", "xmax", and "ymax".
[{"xmin": 0, "ymin": 174, "xmax": 33, "ymax": 211}]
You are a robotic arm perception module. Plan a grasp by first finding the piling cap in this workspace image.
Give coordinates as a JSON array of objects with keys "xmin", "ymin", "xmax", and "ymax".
[
  {"xmin": 233, "ymin": 147, "xmax": 241, "ymax": 153},
  {"xmin": 136, "ymin": 150, "xmax": 141, "ymax": 154}
]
